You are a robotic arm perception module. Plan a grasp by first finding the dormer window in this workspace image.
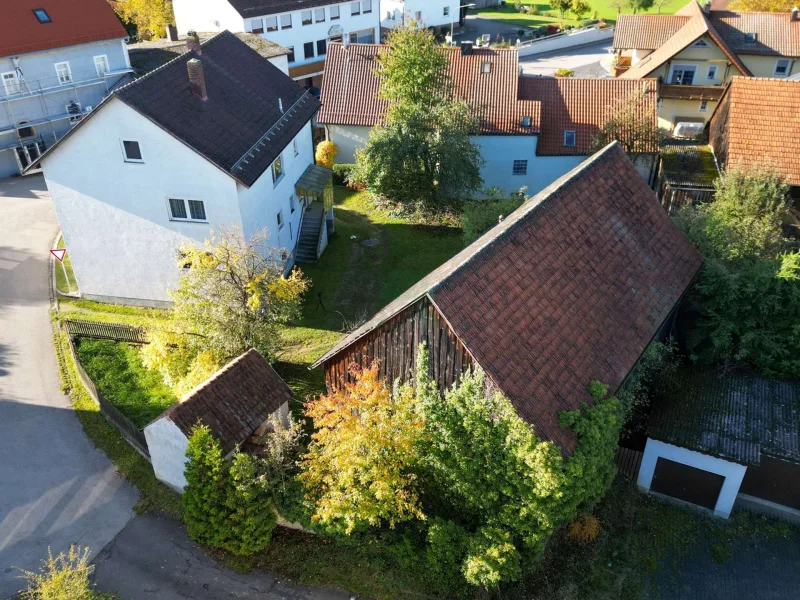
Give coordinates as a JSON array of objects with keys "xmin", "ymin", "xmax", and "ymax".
[
  {"xmin": 745, "ymin": 32, "xmax": 757, "ymax": 43},
  {"xmin": 33, "ymin": 9, "xmax": 51, "ymax": 23},
  {"xmin": 481, "ymin": 62, "xmax": 492, "ymax": 74},
  {"xmin": 564, "ymin": 130, "xmax": 576, "ymax": 147},
  {"xmin": 521, "ymin": 116, "xmax": 532, "ymax": 128}
]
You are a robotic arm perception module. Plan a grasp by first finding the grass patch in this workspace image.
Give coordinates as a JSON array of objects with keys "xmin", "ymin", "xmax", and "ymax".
[
  {"xmin": 52, "ymin": 319, "xmax": 183, "ymax": 519},
  {"xmin": 59, "ymin": 297, "xmax": 170, "ymax": 328},
  {"xmin": 54, "ymin": 236, "xmax": 78, "ymax": 295},
  {"xmin": 74, "ymin": 338, "xmax": 177, "ymax": 428}
]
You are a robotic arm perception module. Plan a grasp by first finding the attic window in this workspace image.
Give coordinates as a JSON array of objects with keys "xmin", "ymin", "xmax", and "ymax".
[
  {"xmin": 691, "ymin": 38, "xmax": 710, "ymax": 48},
  {"xmin": 563, "ymin": 130, "xmax": 576, "ymax": 147},
  {"xmin": 745, "ymin": 32, "xmax": 757, "ymax": 42},
  {"xmin": 33, "ymin": 9, "xmax": 51, "ymax": 23},
  {"xmin": 481, "ymin": 62, "xmax": 492, "ymax": 74},
  {"xmin": 521, "ymin": 116, "xmax": 532, "ymax": 128}
]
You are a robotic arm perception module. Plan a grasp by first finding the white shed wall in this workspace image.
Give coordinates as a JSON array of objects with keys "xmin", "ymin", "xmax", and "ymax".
[
  {"xmin": 42, "ymin": 98, "xmax": 242, "ymax": 305},
  {"xmin": 172, "ymin": 0, "xmax": 246, "ymax": 35},
  {"xmin": 144, "ymin": 418, "xmax": 190, "ymax": 492}
]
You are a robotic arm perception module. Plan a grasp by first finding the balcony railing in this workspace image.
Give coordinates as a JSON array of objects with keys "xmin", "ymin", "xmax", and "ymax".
[{"xmin": 0, "ymin": 67, "xmax": 132, "ymax": 102}]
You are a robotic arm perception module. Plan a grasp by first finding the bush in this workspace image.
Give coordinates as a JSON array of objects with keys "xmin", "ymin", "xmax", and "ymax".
[
  {"xmin": 19, "ymin": 546, "xmax": 105, "ymax": 600},
  {"xmin": 568, "ymin": 515, "xmax": 601, "ymax": 542},
  {"xmin": 426, "ymin": 519, "xmax": 470, "ymax": 590},
  {"xmin": 332, "ymin": 163, "xmax": 359, "ymax": 188},
  {"xmin": 555, "ymin": 68, "xmax": 574, "ymax": 77},
  {"xmin": 462, "ymin": 194, "xmax": 525, "ymax": 243},
  {"xmin": 315, "ymin": 140, "xmax": 338, "ymax": 168}
]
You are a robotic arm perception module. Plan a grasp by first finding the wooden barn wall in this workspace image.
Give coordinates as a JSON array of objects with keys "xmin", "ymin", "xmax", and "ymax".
[
  {"xmin": 323, "ymin": 296, "xmax": 475, "ymax": 392},
  {"xmin": 708, "ymin": 89, "xmax": 731, "ymax": 169}
]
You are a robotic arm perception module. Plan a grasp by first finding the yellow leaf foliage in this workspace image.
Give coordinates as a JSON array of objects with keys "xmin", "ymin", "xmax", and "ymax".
[
  {"xmin": 568, "ymin": 514, "xmax": 601, "ymax": 543},
  {"xmin": 314, "ymin": 140, "xmax": 338, "ymax": 168},
  {"xmin": 115, "ymin": 0, "xmax": 174, "ymax": 40}
]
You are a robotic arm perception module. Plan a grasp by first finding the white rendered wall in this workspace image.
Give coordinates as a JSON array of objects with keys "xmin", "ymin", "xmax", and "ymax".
[
  {"xmin": 237, "ymin": 121, "xmax": 315, "ymax": 255},
  {"xmin": 172, "ymin": 0, "xmax": 246, "ymax": 35},
  {"xmin": 401, "ymin": 0, "xmax": 459, "ymax": 28},
  {"xmin": 144, "ymin": 418, "xmax": 190, "ymax": 492},
  {"xmin": 638, "ymin": 438, "xmax": 748, "ymax": 518},
  {"xmin": 518, "ymin": 26, "xmax": 614, "ymax": 57},
  {"xmin": 327, "ymin": 124, "xmax": 372, "ymax": 162},
  {"xmin": 41, "ymin": 98, "xmax": 242, "ymax": 304},
  {"xmin": 268, "ymin": 53, "xmax": 290, "ymax": 75}
]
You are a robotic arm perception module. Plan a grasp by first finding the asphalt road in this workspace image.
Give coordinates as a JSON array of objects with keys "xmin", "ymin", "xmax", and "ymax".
[{"xmin": 0, "ymin": 175, "xmax": 138, "ymax": 598}]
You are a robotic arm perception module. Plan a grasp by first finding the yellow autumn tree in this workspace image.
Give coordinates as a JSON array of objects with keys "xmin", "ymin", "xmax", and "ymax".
[
  {"xmin": 729, "ymin": 0, "xmax": 795, "ymax": 10},
  {"xmin": 314, "ymin": 140, "xmax": 338, "ymax": 168},
  {"xmin": 299, "ymin": 362, "xmax": 425, "ymax": 534},
  {"xmin": 115, "ymin": 0, "xmax": 174, "ymax": 40}
]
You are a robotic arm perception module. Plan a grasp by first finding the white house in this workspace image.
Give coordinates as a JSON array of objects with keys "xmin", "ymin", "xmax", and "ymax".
[
  {"xmin": 319, "ymin": 42, "xmax": 659, "ymax": 196},
  {"xmin": 31, "ymin": 31, "xmax": 334, "ymax": 307},
  {"xmin": 145, "ymin": 349, "xmax": 292, "ymax": 491},
  {"xmin": 172, "ymin": 0, "xmax": 380, "ymax": 88},
  {"xmin": 380, "ymin": 0, "xmax": 460, "ymax": 33}
]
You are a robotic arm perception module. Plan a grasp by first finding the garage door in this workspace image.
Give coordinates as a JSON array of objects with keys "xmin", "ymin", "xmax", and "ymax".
[
  {"xmin": 650, "ymin": 457, "xmax": 725, "ymax": 510},
  {"xmin": 740, "ymin": 455, "xmax": 800, "ymax": 510}
]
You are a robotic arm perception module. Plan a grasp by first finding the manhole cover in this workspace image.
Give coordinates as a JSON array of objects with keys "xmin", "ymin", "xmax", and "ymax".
[{"xmin": 361, "ymin": 238, "xmax": 380, "ymax": 247}]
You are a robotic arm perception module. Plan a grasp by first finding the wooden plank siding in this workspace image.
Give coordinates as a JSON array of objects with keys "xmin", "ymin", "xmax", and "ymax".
[{"xmin": 323, "ymin": 296, "xmax": 475, "ymax": 392}]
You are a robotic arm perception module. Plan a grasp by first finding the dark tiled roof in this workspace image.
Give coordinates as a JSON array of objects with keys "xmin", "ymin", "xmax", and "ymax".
[
  {"xmin": 518, "ymin": 77, "xmax": 659, "ymax": 155},
  {"xmin": 116, "ymin": 31, "xmax": 319, "ymax": 187},
  {"xmin": 613, "ymin": 15, "xmax": 692, "ymax": 50},
  {"xmin": 661, "ymin": 143, "xmax": 719, "ymax": 187},
  {"xmin": 318, "ymin": 43, "xmax": 541, "ymax": 135},
  {"xmin": 710, "ymin": 11, "xmax": 800, "ymax": 57},
  {"xmin": 315, "ymin": 143, "xmax": 703, "ymax": 454},
  {"xmin": 649, "ymin": 366, "xmax": 800, "ymax": 465},
  {"xmin": 230, "ymin": 0, "xmax": 345, "ymax": 17},
  {"xmin": 708, "ymin": 77, "xmax": 800, "ymax": 187},
  {"xmin": 154, "ymin": 349, "xmax": 292, "ymax": 455},
  {"xmin": 0, "ymin": 0, "xmax": 127, "ymax": 58}
]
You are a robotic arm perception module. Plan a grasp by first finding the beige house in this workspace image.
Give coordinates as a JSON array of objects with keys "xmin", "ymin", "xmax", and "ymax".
[{"xmin": 613, "ymin": 1, "xmax": 800, "ymax": 131}]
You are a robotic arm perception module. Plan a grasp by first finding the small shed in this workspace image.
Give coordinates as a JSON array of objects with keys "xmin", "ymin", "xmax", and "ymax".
[
  {"xmin": 144, "ymin": 349, "xmax": 292, "ymax": 491},
  {"xmin": 638, "ymin": 366, "xmax": 800, "ymax": 520},
  {"xmin": 656, "ymin": 143, "xmax": 719, "ymax": 214}
]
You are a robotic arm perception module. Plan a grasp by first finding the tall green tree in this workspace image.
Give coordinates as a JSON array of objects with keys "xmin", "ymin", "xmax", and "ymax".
[
  {"xmin": 183, "ymin": 425, "xmax": 230, "ymax": 549},
  {"xmin": 590, "ymin": 90, "xmax": 661, "ymax": 155},
  {"xmin": 626, "ymin": 0, "xmax": 654, "ymax": 12},
  {"xmin": 224, "ymin": 452, "xmax": 278, "ymax": 556},
  {"xmin": 354, "ymin": 23, "xmax": 484, "ymax": 209},
  {"xmin": 549, "ymin": 0, "xmax": 572, "ymax": 18}
]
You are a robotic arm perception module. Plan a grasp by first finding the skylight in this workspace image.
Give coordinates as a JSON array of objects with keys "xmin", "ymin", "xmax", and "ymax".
[
  {"xmin": 745, "ymin": 32, "xmax": 757, "ymax": 42},
  {"xmin": 33, "ymin": 8, "xmax": 51, "ymax": 23}
]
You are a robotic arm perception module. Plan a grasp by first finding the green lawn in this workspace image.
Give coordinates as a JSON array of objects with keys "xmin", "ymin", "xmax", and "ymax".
[
  {"xmin": 473, "ymin": 0, "xmax": 689, "ymax": 31},
  {"xmin": 74, "ymin": 338, "xmax": 177, "ymax": 428},
  {"xmin": 54, "ymin": 236, "xmax": 78, "ymax": 295}
]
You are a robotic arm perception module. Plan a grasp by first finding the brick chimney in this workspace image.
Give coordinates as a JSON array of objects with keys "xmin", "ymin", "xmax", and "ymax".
[
  {"xmin": 703, "ymin": 1, "xmax": 711, "ymax": 13},
  {"xmin": 186, "ymin": 30, "xmax": 201, "ymax": 55},
  {"xmin": 187, "ymin": 58, "xmax": 207, "ymax": 101}
]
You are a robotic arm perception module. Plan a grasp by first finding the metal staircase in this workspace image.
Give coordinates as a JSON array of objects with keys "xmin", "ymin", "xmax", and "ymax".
[{"xmin": 295, "ymin": 202, "xmax": 325, "ymax": 264}]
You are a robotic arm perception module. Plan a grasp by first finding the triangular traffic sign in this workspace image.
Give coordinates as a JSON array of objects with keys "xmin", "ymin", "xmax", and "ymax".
[{"xmin": 50, "ymin": 248, "xmax": 66, "ymax": 262}]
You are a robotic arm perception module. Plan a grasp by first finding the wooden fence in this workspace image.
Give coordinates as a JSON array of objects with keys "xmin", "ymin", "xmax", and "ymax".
[
  {"xmin": 65, "ymin": 332, "xmax": 150, "ymax": 461},
  {"xmin": 64, "ymin": 319, "xmax": 148, "ymax": 344},
  {"xmin": 615, "ymin": 446, "xmax": 643, "ymax": 482}
]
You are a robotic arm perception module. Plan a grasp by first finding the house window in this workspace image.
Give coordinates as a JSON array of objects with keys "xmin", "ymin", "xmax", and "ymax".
[
  {"xmin": 290, "ymin": 194, "xmax": 296, "ymax": 213},
  {"xmin": 317, "ymin": 39, "xmax": 327, "ymax": 56},
  {"xmin": 699, "ymin": 100, "xmax": 708, "ymax": 112},
  {"xmin": 169, "ymin": 198, "xmax": 207, "ymax": 222},
  {"xmin": 277, "ymin": 210, "xmax": 284, "ymax": 230},
  {"xmin": 292, "ymin": 138, "xmax": 299, "ymax": 156},
  {"xmin": 54, "ymin": 61, "xmax": 72, "ymax": 84},
  {"xmin": 121, "ymin": 139, "xmax": 143, "ymax": 162},
  {"xmin": 2, "ymin": 71, "xmax": 21, "ymax": 95},
  {"xmin": 349, "ymin": 32, "xmax": 358, "ymax": 44},
  {"xmin": 17, "ymin": 121, "xmax": 36, "ymax": 138},
  {"xmin": 330, "ymin": 5, "xmax": 340, "ymax": 19},
  {"xmin": 287, "ymin": 46, "xmax": 295, "ymax": 63},
  {"xmin": 774, "ymin": 58, "xmax": 791, "ymax": 76},
  {"xmin": 512, "ymin": 159, "xmax": 527, "ymax": 176},
  {"xmin": 481, "ymin": 62, "xmax": 492, "ymax": 74},
  {"xmin": 304, "ymin": 41, "xmax": 315, "ymax": 59},
  {"xmin": 563, "ymin": 130, "xmax": 576, "ymax": 147},
  {"xmin": 668, "ymin": 64, "xmax": 696, "ymax": 85},
  {"xmin": 301, "ymin": 10, "xmax": 312, "ymax": 25},
  {"xmin": 691, "ymin": 38, "xmax": 709, "ymax": 48},
  {"xmin": 94, "ymin": 55, "xmax": 109, "ymax": 76},
  {"xmin": 706, "ymin": 65, "xmax": 717, "ymax": 80},
  {"xmin": 351, "ymin": 1, "xmax": 361, "ymax": 15},
  {"xmin": 521, "ymin": 115, "xmax": 532, "ymax": 128},
  {"xmin": 66, "ymin": 101, "xmax": 82, "ymax": 124},
  {"xmin": 444, "ymin": 6, "xmax": 450, "ymax": 15},
  {"xmin": 315, "ymin": 8, "xmax": 326, "ymax": 22},
  {"xmin": 280, "ymin": 14, "xmax": 292, "ymax": 29},
  {"xmin": 33, "ymin": 8, "xmax": 51, "ymax": 23},
  {"xmin": 265, "ymin": 16, "xmax": 278, "ymax": 31},
  {"xmin": 362, "ymin": 0, "xmax": 372, "ymax": 13},
  {"xmin": 271, "ymin": 154, "xmax": 284, "ymax": 184},
  {"xmin": 250, "ymin": 18, "xmax": 264, "ymax": 33},
  {"xmin": 745, "ymin": 32, "xmax": 757, "ymax": 43}
]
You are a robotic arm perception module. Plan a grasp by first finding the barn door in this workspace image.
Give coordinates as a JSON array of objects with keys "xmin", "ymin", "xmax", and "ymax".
[{"xmin": 650, "ymin": 457, "xmax": 725, "ymax": 510}]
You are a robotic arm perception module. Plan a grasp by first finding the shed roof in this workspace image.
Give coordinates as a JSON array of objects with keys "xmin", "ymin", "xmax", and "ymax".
[
  {"xmin": 661, "ymin": 143, "xmax": 719, "ymax": 188},
  {"xmin": 151, "ymin": 349, "xmax": 292, "ymax": 455},
  {"xmin": 296, "ymin": 164, "xmax": 333, "ymax": 194},
  {"xmin": 314, "ymin": 143, "xmax": 703, "ymax": 454},
  {"xmin": 649, "ymin": 366, "xmax": 800, "ymax": 465},
  {"xmin": 0, "ymin": 0, "xmax": 127, "ymax": 58}
]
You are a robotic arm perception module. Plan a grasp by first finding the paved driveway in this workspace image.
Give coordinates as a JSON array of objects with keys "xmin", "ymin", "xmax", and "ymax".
[{"xmin": 0, "ymin": 175, "xmax": 138, "ymax": 598}]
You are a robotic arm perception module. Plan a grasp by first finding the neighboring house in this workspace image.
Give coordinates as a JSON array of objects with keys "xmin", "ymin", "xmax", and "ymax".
[
  {"xmin": 312, "ymin": 143, "xmax": 703, "ymax": 455},
  {"xmin": 707, "ymin": 77, "xmax": 800, "ymax": 201},
  {"xmin": 639, "ymin": 366, "xmax": 800, "ymax": 521},
  {"xmin": 380, "ymin": 0, "xmax": 463, "ymax": 34},
  {"xmin": 30, "ymin": 32, "xmax": 331, "ymax": 307},
  {"xmin": 0, "ymin": 0, "xmax": 133, "ymax": 178},
  {"xmin": 171, "ymin": 0, "xmax": 381, "ymax": 88},
  {"xmin": 613, "ymin": 1, "xmax": 800, "ymax": 130},
  {"xmin": 319, "ymin": 42, "xmax": 659, "ymax": 196},
  {"xmin": 144, "ymin": 349, "xmax": 292, "ymax": 491},
  {"xmin": 127, "ymin": 31, "xmax": 291, "ymax": 76}
]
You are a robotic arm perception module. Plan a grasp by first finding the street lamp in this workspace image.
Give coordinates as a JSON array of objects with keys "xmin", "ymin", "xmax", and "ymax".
[{"xmin": 450, "ymin": 3, "xmax": 475, "ymax": 44}]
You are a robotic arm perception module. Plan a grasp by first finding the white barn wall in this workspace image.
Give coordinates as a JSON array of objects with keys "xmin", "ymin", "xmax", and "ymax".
[
  {"xmin": 327, "ymin": 124, "xmax": 371, "ymax": 162},
  {"xmin": 144, "ymin": 418, "xmax": 190, "ymax": 491},
  {"xmin": 42, "ymin": 98, "xmax": 241, "ymax": 305},
  {"xmin": 638, "ymin": 438, "xmax": 747, "ymax": 518}
]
